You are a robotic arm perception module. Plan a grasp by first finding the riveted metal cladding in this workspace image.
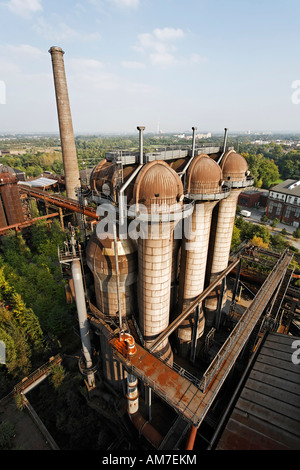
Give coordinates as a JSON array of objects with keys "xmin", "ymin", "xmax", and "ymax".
[
  {"xmin": 130, "ymin": 161, "xmax": 185, "ymax": 365},
  {"xmin": 176, "ymin": 155, "xmax": 226, "ymax": 357},
  {"xmin": 90, "ymin": 159, "xmax": 138, "ymax": 203},
  {"xmin": 0, "ymin": 197, "xmax": 7, "ymax": 228},
  {"xmin": 205, "ymin": 151, "xmax": 250, "ymax": 326},
  {"xmin": 86, "ymin": 231, "xmax": 138, "ymax": 317},
  {"xmin": 49, "ymin": 46, "xmax": 80, "ymax": 201},
  {"xmin": 0, "ymin": 172, "xmax": 24, "ymax": 226}
]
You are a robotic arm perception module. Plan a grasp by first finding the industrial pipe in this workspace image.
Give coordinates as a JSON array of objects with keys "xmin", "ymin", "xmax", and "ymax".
[
  {"xmin": 185, "ymin": 425, "xmax": 197, "ymax": 450},
  {"xmin": 180, "ymin": 126, "xmax": 197, "ymax": 178},
  {"xmin": 113, "ymin": 222, "xmax": 123, "ymax": 329},
  {"xmin": 126, "ymin": 372, "xmax": 139, "ymax": 415},
  {"xmin": 137, "ymin": 126, "xmax": 145, "ymax": 165},
  {"xmin": 118, "ymin": 126, "xmax": 145, "ymax": 227},
  {"xmin": 71, "ymin": 259, "xmax": 95, "ymax": 388},
  {"xmin": 130, "ymin": 412, "xmax": 164, "ymax": 449},
  {"xmin": 216, "ymin": 127, "xmax": 229, "ymax": 164},
  {"xmin": 124, "ymin": 349, "xmax": 164, "ymax": 448}
]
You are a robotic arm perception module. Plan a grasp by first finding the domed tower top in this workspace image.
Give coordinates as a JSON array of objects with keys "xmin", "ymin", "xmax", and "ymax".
[
  {"xmin": 0, "ymin": 172, "xmax": 17, "ymax": 184},
  {"xmin": 186, "ymin": 154, "xmax": 223, "ymax": 197},
  {"xmin": 131, "ymin": 161, "xmax": 184, "ymax": 214},
  {"xmin": 220, "ymin": 150, "xmax": 248, "ymax": 183}
]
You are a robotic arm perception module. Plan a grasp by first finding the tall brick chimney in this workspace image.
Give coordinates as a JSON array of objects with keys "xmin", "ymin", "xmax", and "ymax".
[{"xmin": 49, "ymin": 46, "xmax": 80, "ymax": 200}]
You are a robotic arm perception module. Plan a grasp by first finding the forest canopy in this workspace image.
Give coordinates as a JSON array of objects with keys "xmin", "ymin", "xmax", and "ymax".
[{"xmin": 0, "ymin": 220, "xmax": 75, "ymax": 394}]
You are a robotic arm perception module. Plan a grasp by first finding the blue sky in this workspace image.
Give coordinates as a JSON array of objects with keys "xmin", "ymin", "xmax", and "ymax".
[{"xmin": 0, "ymin": 0, "xmax": 300, "ymax": 134}]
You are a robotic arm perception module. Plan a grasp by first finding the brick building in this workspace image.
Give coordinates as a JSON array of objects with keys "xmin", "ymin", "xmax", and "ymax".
[
  {"xmin": 238, "ymin": 189, "xmax": 268, "ymax": 208},
  {"xmin": 266, "ymin": 179, "xmax": 300, "ymax": 227}
]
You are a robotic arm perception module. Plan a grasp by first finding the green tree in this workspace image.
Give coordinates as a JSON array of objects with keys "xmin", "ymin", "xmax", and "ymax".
[
  {"xmin": 293, "ymin": 228, "xmax": 300, "ymax": 239},
  {"xmin": 243, "ymin": 153, "xmax": 280, "ymax": 188},
  {"xmin": 231, "ymin": 225, "xmax": 241, "ymax": 250},
  {"xmin": 0, "ymin": 421, "xmax": 15, "ymax": 450},
  {"xmin": 50, "ymin": 364, "xmax": 66, "ymax": 389},
  {"xmin": 271, "ymin": 217, "xmax": 280, "ymax": 228}
]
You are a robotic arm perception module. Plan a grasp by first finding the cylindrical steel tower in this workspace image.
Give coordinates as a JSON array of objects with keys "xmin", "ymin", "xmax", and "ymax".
[
  {"xmin": 176, "ymin": 155, "xmax": 228, "ymax": 357},
  {"xmin": 205, "ymin": 150, "xmax": 252, "ymax": 326},
  {"xmin": 0, "ymin": 196, "xmax": 7, "ymax": 228},
  {"xmin": 86, "ymin": 226, "xmax": 137, "ymax": 391},
  {"xmin": 130, "ymin": 161, "xmax": 186, "ymax": 364},
  {"xmin": 0, "ymin": 172, "xmax": 24, "ymax": 226},
  {"xmin": 49, "ymin": 46, "xmax": 80, "ymax": 201},
  {"xmin": 86, "ymin": 231, "xmax": 137, "ymax": 317}
]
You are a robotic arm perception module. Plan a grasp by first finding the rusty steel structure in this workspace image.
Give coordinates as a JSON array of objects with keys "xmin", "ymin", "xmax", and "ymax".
[
  {"xmin": 18, "ymin": 184, "xmax": 99, "ymax": 220},
  {"xmin": 0, "ymin": 172, "xmax": 24, "ymax": 226},
  {"xmin": 49, "ymin": 120, "xmax": 296, "ymax": 450},
  {"xmin": 10, "ymin": 46, "xmax": 296, "ymax": 451}
]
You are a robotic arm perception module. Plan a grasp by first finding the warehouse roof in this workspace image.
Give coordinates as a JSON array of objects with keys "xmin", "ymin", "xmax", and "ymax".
[
  {"xmin": 271, "ymin": 179, "xmax": 300, "ymax": 197},
  {"xmin": 20, "ymin": 177, "xmax": 58, "ymax": 188}
]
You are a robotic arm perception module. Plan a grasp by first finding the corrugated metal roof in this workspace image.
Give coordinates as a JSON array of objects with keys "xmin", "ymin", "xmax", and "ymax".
[
  {"xmin": 216, "ymin": 332, "xmax": 300, "ymax": 450},
  {"xmin": 22, "ymin": 177, "xmax": 58, "ymax": 188}
]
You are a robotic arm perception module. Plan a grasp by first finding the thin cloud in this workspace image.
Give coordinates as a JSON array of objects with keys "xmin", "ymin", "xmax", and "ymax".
[
  {"xmin": 5, "ymin": 0, "xmax": 42, "ymax": 17},
  {"xmin": 107, "ymin": 0, "xmax": 139, "ymax": 7},
  {"xmin": 134, "ymin": 27, "xmax": 207, "ymax": 67},
  {"xmin": 68, "ymin": 56, "xmax": 156, "ymax": 94},
  {"xmin": 153, "ymin": 27, "xmax": 184, "ymax": 41},
  {"xmin": 121, "ymin": 60, "xmax": 146, "ymax": 69},
  {"xmin": 3, "ymin": 43, "xmax": 46, "ymax": 58},
  {"xmin": 33, "ymin": 17, "xmax": 101, "ymax": 43},
  {"xmin": 134, "ymin": 27, "xmax": 185, "ymax": 66}
]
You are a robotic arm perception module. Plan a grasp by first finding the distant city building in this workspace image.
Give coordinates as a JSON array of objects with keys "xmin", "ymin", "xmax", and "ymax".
[
  {"xmin": 266, "ymin": 179, "xmax": 300, "ymax": 227},
  {"xmin": 183, "ymin": 132, "xmax": 211, "ymax": 140},
  {"xmin": 197, "ymin": 132, "xmax": 211, "ymax": 139}
]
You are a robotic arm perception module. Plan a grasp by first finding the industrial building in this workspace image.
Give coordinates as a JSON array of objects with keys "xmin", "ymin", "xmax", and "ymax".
[
  {"xmin": 0, "ymin": 46, "xmax": 299, "ymax": 451},
  {"xmin": 266, "ymin": 179, "xmax": 300, "ymax": 227},
  {"xmin": 238, "ymin": 189, "xmax": 268, "ymax": 208}
]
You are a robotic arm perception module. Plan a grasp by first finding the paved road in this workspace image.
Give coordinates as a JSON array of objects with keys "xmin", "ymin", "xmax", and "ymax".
[{"xmin": 238, "ymin": 206, "xmax": 300, "ymax": 251}]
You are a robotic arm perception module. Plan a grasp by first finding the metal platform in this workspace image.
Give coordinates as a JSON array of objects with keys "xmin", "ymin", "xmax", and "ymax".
[
  {"xmin": 90, "ymin": 250, "xmax": 294, "ymax": 429},
  {"xmin": 216, "ymin": 332, "xmax": 300, "ymax": 450}
]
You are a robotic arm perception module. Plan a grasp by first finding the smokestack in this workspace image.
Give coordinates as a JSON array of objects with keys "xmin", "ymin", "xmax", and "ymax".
[{"xmin": 49, "ymin": 46, "xmax": 80, "ymax": 200}]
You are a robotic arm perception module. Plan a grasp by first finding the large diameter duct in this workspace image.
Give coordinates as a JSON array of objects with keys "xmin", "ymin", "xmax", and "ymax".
[
  {"xmin": 130, "ymin": 161, "xmax": 187, "ymax": 365},
  {"xmin": 49, "ymin": 46, "xmax": 80, "ymax": 201},
  {"xmin": 0, "ymin": 172, "xmax": 24, "ymax": 226},
  {"xmin": 71, "ymin": 259, "xmax": 95, "ymax": 389},
  {"xmin": 205, "ymin": 150, "xmax": 252, "ymax": 325},
  {"xmin": 86, "ymin": 228, "xmax": 137, "ymax": 390},
  {"xmin": 176, "ymin": 155, "xmax": 228, "ymax": 358}
]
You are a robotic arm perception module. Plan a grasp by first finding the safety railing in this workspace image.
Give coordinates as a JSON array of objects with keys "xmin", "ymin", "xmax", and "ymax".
[{"xmin": 198, "ymin": 250, "xmax": 293, "ymax": 392}]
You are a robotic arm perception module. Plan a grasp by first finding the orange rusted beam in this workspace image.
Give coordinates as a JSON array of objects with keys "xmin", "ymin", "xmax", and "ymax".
[
  {"xmin": 19, "ymin": 185, "xmax": 99, "ymax": 220},
  {"xmin": 0, "ymin": 212, "xmax": 59, "ymax": 236}
]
